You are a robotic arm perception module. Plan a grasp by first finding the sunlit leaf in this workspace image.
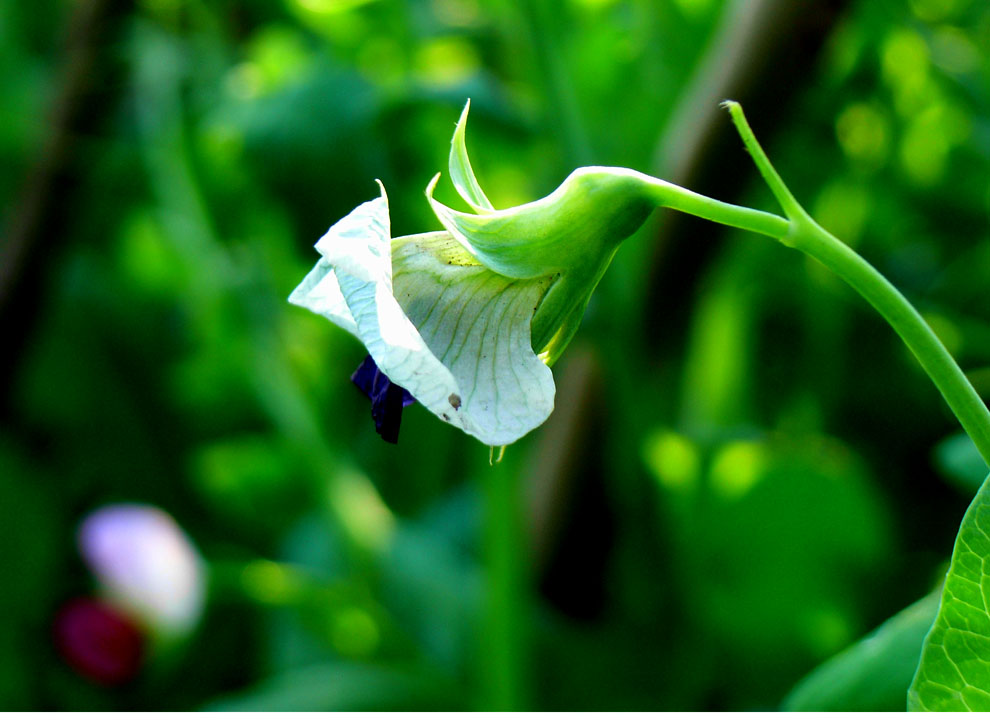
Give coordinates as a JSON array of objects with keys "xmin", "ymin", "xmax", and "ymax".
[
  {"xmin": 783, "ymin": 592, "xmax": 938, "ymax": 711},
  {"xmin": 909, "ymin": 472, "xmax": 990, "ymax": 711}
]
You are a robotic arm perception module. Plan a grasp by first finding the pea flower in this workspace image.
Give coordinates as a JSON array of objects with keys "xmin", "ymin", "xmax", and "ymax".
[
  {"xmin": 78, "ymin": 504, "xmax": 206, "ymax": 637},
  {"xmin": 290, "ymin": 101, "xmax": 661, "ymax": 445}
]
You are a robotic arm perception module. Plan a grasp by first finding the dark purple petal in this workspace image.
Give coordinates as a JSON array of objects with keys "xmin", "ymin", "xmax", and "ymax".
[
  {"xmin": 351, "ymin": 355, "xmax": 415, "ymax": 443},
  {"xmin": 54, "ymin": 598, "xmax": 144, "ymax": 685},
  {"xmin": 350, "ymin": 354, "xmax": 381, "ymax": 398}
]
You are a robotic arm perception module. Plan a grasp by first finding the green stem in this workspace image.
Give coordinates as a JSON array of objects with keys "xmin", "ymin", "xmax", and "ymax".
[
  {"xmin": 647, "ymin": 177, "xmax": 790, "ymax": 240},
  {"xmin": 517, "ymin": 0, "xmax": 593, "ymax": 165},
  {"xmin": 791, "ymin": 219, "xmax": 990, "ymax": 466},
  {"xmin": 480, "ymin": 458, "xmax": 527, "ymax": 710},
  {"xmin": 698, "ymin": 101, "xmax": 990, "ymax": 466},
  {"xmin": 721, "ymin": 101, "xmax": 805, "ymax": 221}
]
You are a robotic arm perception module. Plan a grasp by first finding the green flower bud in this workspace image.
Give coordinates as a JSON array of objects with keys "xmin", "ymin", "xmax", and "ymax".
[{"xmin": 427, "ymin": 101, "xmax": 659, "ymax": 363}]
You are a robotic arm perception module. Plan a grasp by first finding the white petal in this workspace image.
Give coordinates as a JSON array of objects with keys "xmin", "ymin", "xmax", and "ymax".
[
  {"xmin": 78, "ymin": 504, "xmax": 206, "ymax": 635},
  {"xmin": 392, "ymin": 232, "xmax": 555, "ymax": 445},
  {"xmin": 293, "ymin": 183, "xmax": 555, "ymax": 445},
  {"xmin": 288, "ymin": 259, "xmax": 359, "ymax": 338},
  {"xmin": 314, "ymin": 181, "xmax": 392, "ymax": 285}
]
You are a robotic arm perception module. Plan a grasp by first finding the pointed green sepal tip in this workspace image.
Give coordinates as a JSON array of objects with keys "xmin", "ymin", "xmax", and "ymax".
[{"xmin": 450, "ymin": 99, "xmax": 495, "ymax": 213}]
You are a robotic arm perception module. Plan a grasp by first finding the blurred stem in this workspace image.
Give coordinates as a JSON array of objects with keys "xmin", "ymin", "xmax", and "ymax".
[
  {"xmin": 0, "ymin": 0, "xmax": 125, "ymax": 406},
  {"xmin": 480, "ymin": 458, "xmax": 527, "ymax": 710},
  {"xmin": 131, "ymin": 24, "xmax": 390, "ymax": 561},
  {"xmin": 651, "ymin": 0, "xmax": 785, "ymax": 178},
  {"xmin": 721, "ymin": 101, "xmax": 990, "ymax": 467},
  {"xmin": 517, "ymin": 0, "xmax": 592, "ymax": 165}
]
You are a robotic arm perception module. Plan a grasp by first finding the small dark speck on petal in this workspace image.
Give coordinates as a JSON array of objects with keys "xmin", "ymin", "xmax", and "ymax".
[
  {"xmin": 442, "ymin": 413, "xmax": 450, "ymax": 421},
  {"xmin": 448, "ymin": 393, "xmax": 461, "ymax": 410}
]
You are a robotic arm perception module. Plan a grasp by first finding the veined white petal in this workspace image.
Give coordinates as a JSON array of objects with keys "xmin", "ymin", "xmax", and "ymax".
[
  {"xmin": 288, "ymin": 259, "xmax": 359, "ymax": 339},
  {"xmin": 290, "ymin": 183, "xmax": 555, "ymax": 445},
  {"xmin": 314, "ymin": 181, "xmax": 393, "ymax": 285},
  {"xmin": 392, "ymin": 232, "xmax": 555, "ymax": 445}
]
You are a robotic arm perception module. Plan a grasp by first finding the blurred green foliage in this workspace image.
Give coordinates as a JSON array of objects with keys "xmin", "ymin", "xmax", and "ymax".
[{"xmin": 1, "ymin": 0, "xmax": 989, "ymax": 710}]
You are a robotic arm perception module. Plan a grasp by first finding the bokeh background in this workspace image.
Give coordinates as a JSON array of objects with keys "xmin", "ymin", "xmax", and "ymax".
[{"xmin": 2, "ymin": 0, "xmax": 990, "ymax": 710}]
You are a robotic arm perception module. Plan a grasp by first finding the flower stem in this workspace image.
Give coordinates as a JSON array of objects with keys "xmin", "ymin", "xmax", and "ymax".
[
  {"xmin": 480, "ymin": 457, "xmax": 527, "ymax": 710},
  {"xmin": 647, "ymin": 178, "xmax": 790, "ymax": 240},
  {"xmin": 788, "ymin": 219, "xmax": 990, "ymax": 466},
  {"xmin": 691, "ymin": 101, "xmax": 990, "ymax": 467}
]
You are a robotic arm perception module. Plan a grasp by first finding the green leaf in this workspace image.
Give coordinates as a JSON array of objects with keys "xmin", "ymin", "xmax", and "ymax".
[
  {"xmin": 782, "ymin": 592, "xmax": 938, "ymax": 711},
  {"xmin": 909, "ymin": 471, "xmax": 990, "ymax": 711}
]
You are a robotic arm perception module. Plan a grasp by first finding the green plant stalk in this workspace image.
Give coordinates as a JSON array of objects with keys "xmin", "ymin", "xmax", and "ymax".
[
  {"xmin": 645, "ymin": 177, "xmax": 790, "ymax": 240},
  {"xmin": 480, "ymin": 457, "xmax": 527, "ymax": 711},
  {"xmin": 660, "ymin": 101, "xmax": 990, "ymax": 467},
  {"xmin": 789, "ymin": 221, "xmax": 990, "ymax": 466},
  {"xmin": 469, "ymin": 99, "xmax": 990, "ymax": 713},
  {"xmin": 610, "ymin": 100, "xmax": 990, "ymax": 466}
]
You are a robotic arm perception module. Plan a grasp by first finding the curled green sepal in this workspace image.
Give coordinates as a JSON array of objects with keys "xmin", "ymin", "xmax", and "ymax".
[
  {"xmin": 289, "ymin": 182, "xmax": 555, "ymax": 446},
  {"xmin": 449, "ymin": 99, "xmax": 495, "ymax": 213},
  {"xmin": 428, "ymin": 101, "xmax": 657, "ymax": 360}
]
